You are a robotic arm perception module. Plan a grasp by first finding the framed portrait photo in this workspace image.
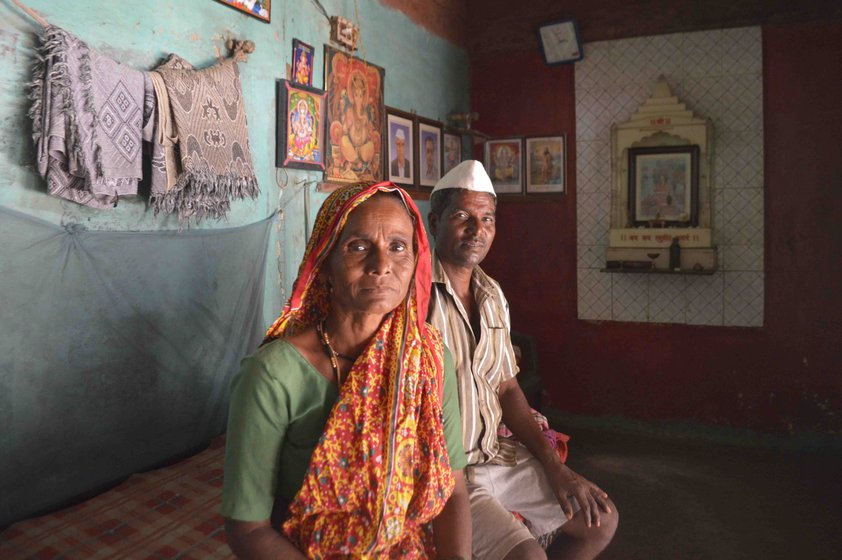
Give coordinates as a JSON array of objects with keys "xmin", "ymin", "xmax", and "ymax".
[
  {"xmin": 386, "ymin": 108, "xmax": 415, "ymax": 187},
  {"xmin": 442, "ymin": 132, "xmax": 462, "ymax": 175},
  {"xmin": 323, "ymin": 46, "xmax": 385, "ymax": 184},
  {"xmin": 291, "ymin": 39, "xmax": 314, "ymax": 87},
  {"xmin": 276, "ymin": 80, "xmax": 327, "ymax": 171},
  {"xmin": 628, "ymin": 145, "xmax": 700, "ymax": 226},
  {"xmin": 485, "ymin": 138, "xmax": 523, "ymax": 194},
  {"xmin": 214, "ymin": 0, "xmax": 270, "ymax": 23},
  {"xmin": 417, "ymin": 120, "xmax": 442, "ymax": 188},
  {"xmin": 526, "ymin": 135, "xmax": 565, "ymax": 194}
]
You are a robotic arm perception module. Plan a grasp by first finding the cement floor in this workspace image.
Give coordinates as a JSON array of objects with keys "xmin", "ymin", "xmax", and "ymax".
[{"xmin": 562, "ymin": 426, "xmax": 842, "ymax": 560}]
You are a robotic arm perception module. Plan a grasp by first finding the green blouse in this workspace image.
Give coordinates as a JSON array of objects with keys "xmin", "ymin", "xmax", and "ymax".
[{"xmin": 221, "ymin": 338, "xmax": 466, "ymax": 521}]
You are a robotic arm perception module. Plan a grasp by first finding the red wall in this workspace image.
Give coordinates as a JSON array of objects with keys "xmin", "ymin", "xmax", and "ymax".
[{"xmin": 471, "ymin": 22, "xmax": 842, "ymax": 435}]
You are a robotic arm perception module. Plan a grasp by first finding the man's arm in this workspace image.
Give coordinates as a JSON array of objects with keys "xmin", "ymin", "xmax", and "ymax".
[
  {"xmin": 431, "ymin": 469, "xmax": 472, "ymax": 559},
  {"xmin": 497, "ymin": 378, "xmax": 611, "ymax": 528}
]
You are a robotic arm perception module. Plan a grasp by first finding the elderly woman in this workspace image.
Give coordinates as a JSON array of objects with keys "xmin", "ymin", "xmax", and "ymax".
[{"xmin": 222, "ymin": 182, "xmax": 471, "ymax": 559}]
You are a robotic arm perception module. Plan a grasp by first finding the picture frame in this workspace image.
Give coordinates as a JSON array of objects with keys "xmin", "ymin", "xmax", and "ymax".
[
  {"xmin": 275, "ymin": 80, "xmax": 327, "ymax": 171},
  {"xmin": 537, "ymin": 18, "xmax": 583, "ymax": 65},
  {"xmin": 525, "ymin": 135, "xmax": 565, "ymax": 194},
  {"xmin": 628, "ymin": 145, "xmax": 700, "ymax": 226},
  {"xmin": 442, "ymin": 131, "xmax": 462, "ymax": 175},
  {"xmin": 323, "ymin": 46, "xmax": 385, "ymax": 184},
  {"xmin": 417, "ymin": 119, "xmax": 442, "ymax": 188},
  {"xmin": 485, "ymin": 138, "xmax": 523, "ymax": 195},
  {"xmin": 291, "ymin": 39, "xmax": 314, "ymax": 87},
  {"xmin": 214, "ymin": 0, "xmax": 270, "ymax": 23},
  {"xmin": 385, "ymin": 107, "xmax": 416, "ymax": 188}
]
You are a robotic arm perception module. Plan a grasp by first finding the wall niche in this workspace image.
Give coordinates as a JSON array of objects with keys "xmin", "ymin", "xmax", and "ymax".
[{"xmin": 605, "ymin": 77, "xmax": 716, "ymax": 274}]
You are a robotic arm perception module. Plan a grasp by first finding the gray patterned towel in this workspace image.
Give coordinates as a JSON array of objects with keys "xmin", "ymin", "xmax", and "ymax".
[
  {"xmin": 30, "ymin": 26, "xmax": 151, "ymax": 208},
  {"xmin": 150, "ymin": 54, "xmax": 259, "ymax": 222}
]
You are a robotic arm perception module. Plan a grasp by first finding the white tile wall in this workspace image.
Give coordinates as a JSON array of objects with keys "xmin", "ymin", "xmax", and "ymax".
[{"xmin": 575, "ymin": 27, "xmax": 764, "ymax": 327}]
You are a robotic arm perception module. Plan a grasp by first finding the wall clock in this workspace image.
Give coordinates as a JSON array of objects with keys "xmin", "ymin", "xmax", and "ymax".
[{"xmin": 538, "ymin": 18, "xmax": 584, "ymax": 65}]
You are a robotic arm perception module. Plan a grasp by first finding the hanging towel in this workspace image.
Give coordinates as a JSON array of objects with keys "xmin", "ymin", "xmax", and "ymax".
[
  {"xmin": 30, "ymin": 26, "xmax": 150, "ymax": 208},
  {"xmin": 150, "ymin": 54, "xmax": 259, "ymax": 222}
]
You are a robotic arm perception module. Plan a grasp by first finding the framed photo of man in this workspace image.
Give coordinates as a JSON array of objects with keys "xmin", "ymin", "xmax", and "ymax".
[
  {"xmin": 386, "ymin": 107, "xmax": 415, "ymax": 187},
  {"xmin": 417, "ymin": 120, "xmax": 442, "ymax": 188},
  {"xmin": 525, "ymin": 135, "xmax": 565, "ymax": 193},
  {"xmin": 442, "ymin": 131, "xmax": 462, "ymax": 175},
  {"xmin": 485, "ymin": 138, "xmax": 523, "ymax": 194}
]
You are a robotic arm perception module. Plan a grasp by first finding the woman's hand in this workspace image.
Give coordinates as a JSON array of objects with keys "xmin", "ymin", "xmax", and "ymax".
[
  {"xmin": 224, "ymin": 518, "xmax": 307, "ymax": 560},
  {"xmin": 432, "ymin": 469, "xmax": 472, "ymax": 559}
]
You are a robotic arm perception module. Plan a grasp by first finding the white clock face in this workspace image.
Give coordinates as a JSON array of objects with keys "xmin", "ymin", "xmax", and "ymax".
[{"xmin": 540, "ymin": 21, "xmax": 581, "ymax": 64}]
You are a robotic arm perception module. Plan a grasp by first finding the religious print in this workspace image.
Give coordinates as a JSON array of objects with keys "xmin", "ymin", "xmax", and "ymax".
[
  {"xmin": 323, "ymin": 46, "xmax": 385, "ymax": 184},
  {"xmin": 291, "ymin": 39, "xmax": 314, "ymax": 87},
  {"xmin": 629, "ymin": 145, "xmax": 700, "ymax": 226},
  {"xmin": 276, "ymin": 80, "xmax": 327, "ymax": 171},
  {"xmin": 484, "ymin": 138, "xmax": 523, "ymax": 194},
  {"xmin": 525, "ymin": 135, "xmax": 565, "ymax": 193},
  {"xmin": 214, "ymin": 0, "xmax": 270, "ymax": 23}
]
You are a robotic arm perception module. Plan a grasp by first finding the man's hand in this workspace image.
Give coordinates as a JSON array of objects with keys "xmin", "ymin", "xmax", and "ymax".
[{"xmin": 545, "ymin": 461, "xmax": 612, "ymax": 528}]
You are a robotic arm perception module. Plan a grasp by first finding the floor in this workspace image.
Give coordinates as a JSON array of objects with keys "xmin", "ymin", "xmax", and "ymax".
[{"xmin": 561, "ymin": 424, "xmax": 842, "ymax": 560}]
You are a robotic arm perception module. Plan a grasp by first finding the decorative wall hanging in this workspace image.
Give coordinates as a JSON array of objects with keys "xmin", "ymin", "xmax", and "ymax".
[
  {"xmin": 323, "ymin": 46, "xmax": 384, "ymax": 184},
  {"xmin": 628, "ymin": 145, "xmax": 699, "ymax": 226},
  {"xmin": 276, "ymin": 80, "xmax": 326, "ymax": 171},
  {"xmin": 442, "ymin": 132, "xmax": 462, "ymax": 175},
  {"xmin": 291, "ymin": 39, "xmax": 314, "ymax": 86},
  {"xmin": 417, "ymin": 119, "xmax": 442, "ymax": 188},
  {"xmin": 525, "ymin": 135, "xmax": 565, "ymax": 194},
  {"xmin": 385, "ymin": 107, "xmax": 415, "ymax": 188},
  {"xmin": 214, "ymin": 0, "xmax": 270, "ymax": 23},
  {"xmin": 485, "ymin": 137, "xmax": 523, "ymax": 194}
]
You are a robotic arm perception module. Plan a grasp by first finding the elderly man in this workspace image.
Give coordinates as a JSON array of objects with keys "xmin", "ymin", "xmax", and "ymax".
[
  {"xmin": 390, "ymin": 128, "xmax": 410, "ymax": 178},
  {"xmin": 427, "ymin": 160, "xmax": 618, "ymax": 560}
]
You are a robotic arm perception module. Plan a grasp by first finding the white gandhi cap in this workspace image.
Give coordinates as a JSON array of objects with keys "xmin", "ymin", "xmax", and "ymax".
[
  {"xmin": 431, "ymin": 159, "xmax": 496, "ymax": 197},
  {"xmin": 394, "ymin": 128, "xmax": 406, "ymax": 141}
]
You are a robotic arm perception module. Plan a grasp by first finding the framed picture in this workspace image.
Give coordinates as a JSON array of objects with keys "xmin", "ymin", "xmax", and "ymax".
[
  {"xmin": 442, "ymin": 132, "xmax": 462, "ymax": 175},
  {"xmin": 291, "ymin": 39, "xmax": 314, "ymax": 87},
  {"xmin": 385, "ymin": 108, "xmax": 415, "ymax": 187},
  {"xmin": 526, "ymin": 135, "xmax": 565, "ymax": 193},
  {"xmin": 485, "ymin": 138, "xmax": 523, "ymax": 194},
  {"xmin": 628, "ymin": 145, "xmax": 700, "ymax": 226},
  {"xmin": 417, "ymin": 120, "xmax": 442, "ymax": 188},
  {"xmin": 275, "ymin": 80, "xmax": 327, "ymax": 171},
  {"xmin": 323, "ymin": 46, "xmax": 385, "ymax": 184},
  {"xmin": 214, "ymin": 0, "xmax": 270, "ymax": 23}
]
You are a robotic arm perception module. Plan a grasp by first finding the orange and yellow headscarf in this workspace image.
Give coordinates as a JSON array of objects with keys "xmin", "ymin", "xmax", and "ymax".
[{"xmin": 265, "ymin": 182, "xmax": 454, "ymax": 559}]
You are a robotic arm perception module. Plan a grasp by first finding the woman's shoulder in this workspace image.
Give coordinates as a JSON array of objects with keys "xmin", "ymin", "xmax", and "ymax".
[{"xmin": 241, "ymin": 338, "xmax": 322, "ymax": 385}]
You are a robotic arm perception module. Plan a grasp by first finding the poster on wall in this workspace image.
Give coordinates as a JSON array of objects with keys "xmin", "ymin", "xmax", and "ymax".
[
  {"xmin": 276, "ymin": 80, "xmax": 326, "ymax": 171},
  {"xmin": 323, "ymin": 46, "xmax": 385, "ymax": 184},
  {"xmin": 484, "ymin": 138, "xmax": 523, "ymax": 194},
  {"xmin": 525, "ymin": 135, "xmax": 565, "ymax": 193},
  {"xmin": 214, "ymin": 0, "xmax": 270, "ymax": 23}
]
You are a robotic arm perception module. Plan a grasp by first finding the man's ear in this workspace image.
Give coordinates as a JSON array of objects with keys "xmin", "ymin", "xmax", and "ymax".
[{"xmin": 427, "ymin": 212, "xmax": 438, "ymax": 238}]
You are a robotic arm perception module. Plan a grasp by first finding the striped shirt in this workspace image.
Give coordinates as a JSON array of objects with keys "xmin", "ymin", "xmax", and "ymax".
[{"xmin": 428, "ymin": 253, "xmax": 520, "ymax": 466}]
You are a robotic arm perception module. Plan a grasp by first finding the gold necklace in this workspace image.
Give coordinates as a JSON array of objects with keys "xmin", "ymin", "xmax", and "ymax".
[{"xmin": 316, "ymin": 321, "xmax": 356, "ymax": 386}]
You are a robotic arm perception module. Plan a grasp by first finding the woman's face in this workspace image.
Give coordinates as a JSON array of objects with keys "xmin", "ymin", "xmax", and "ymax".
[{"xmin": 324, "ymin": 195, "xmax": 415, "ymax": 317}]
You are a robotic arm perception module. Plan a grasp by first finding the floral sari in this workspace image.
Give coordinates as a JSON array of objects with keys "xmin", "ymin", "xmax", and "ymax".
[{"xmin": 264, "ymin": 182, "xmax": 454, "ymax": 559}]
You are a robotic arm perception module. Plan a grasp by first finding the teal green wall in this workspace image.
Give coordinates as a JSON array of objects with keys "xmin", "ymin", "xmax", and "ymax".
[{"xmin": 0, "ymin": 0, "xmax": 469, "ymax": 324}]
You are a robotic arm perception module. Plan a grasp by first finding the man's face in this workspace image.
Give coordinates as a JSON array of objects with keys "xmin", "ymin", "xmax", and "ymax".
[
  {"xmin": 395, "ymin": 137, "xmax": 405, "ymax": 160},
  {"xmin": 425, "ymin": 139, "xmax": 434, "ymax": 167},
  {"xmin": 430, "ymin": 190, "xmax": 496, "ymax": 270}
]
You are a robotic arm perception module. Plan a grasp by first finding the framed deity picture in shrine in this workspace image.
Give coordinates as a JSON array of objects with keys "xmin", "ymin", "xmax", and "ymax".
[
  {"xmin": 276, "ymin": 80, "xmax": 327, "ymax": 171},
  {"xmin": 628, "ymin": 145, "xmax": 699, "ymax": 226}
]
